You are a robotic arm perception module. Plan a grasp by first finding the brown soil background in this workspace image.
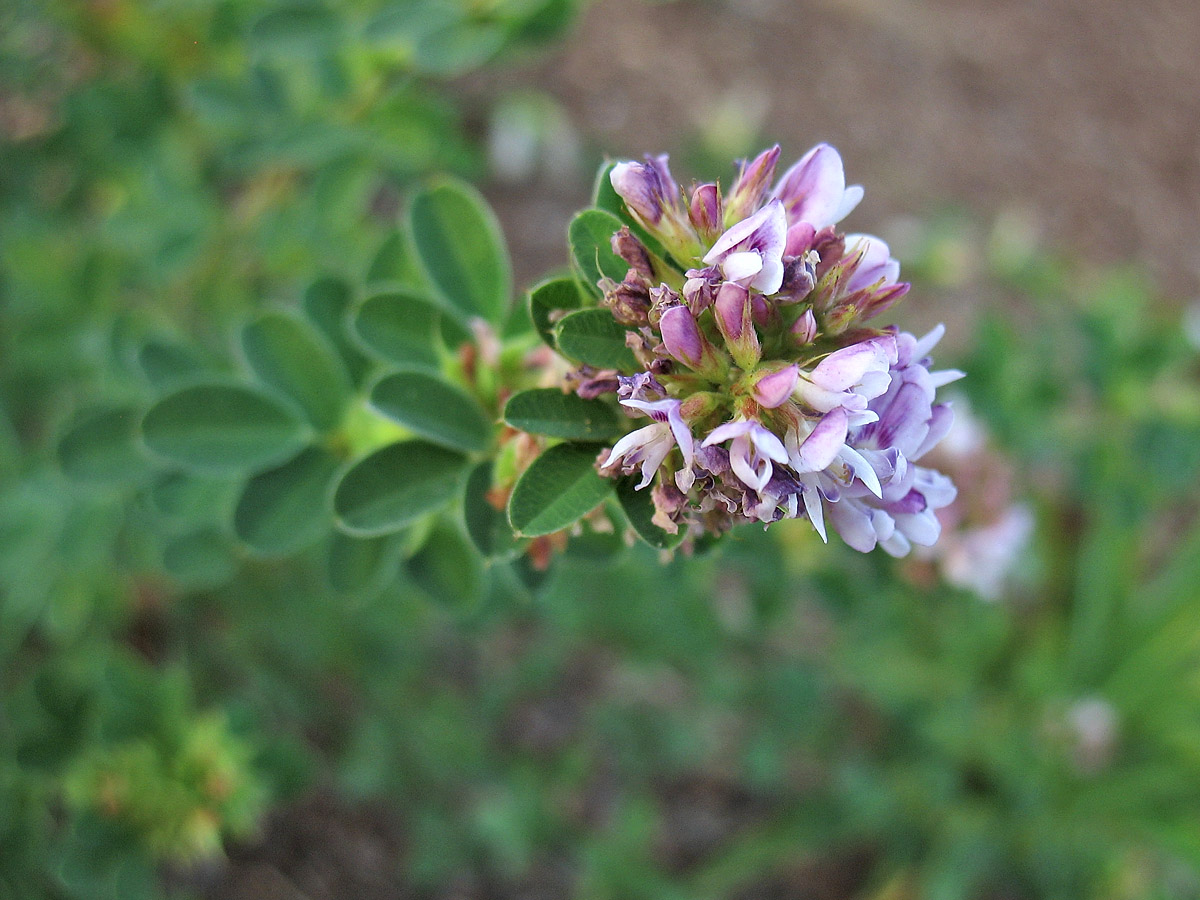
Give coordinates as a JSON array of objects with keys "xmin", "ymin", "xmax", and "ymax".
[{"xmin": 483, "ymin": 0, "xmax": 1200, "ymax": 310}]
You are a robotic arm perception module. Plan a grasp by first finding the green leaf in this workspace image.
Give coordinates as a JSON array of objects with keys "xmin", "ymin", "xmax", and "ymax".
[
  {"xmin": 408, "ymin": 178, "xmax": 511, "ymax": 326},
  {"xmin": 616, "ymin": 476, "xmax": 686, "ymax": 550},
  {"xmin": 137, "ymin": 339, "xmax": 207, "ymax": 388},
  {"xmin": 414, "ymin": 22, "xmax": 505, "ymax": 77},
  {"xmin": 406, "ymin": 519, "xmax": 484, "ymax": 609},
  {"xmin": 162, "ymin": 528, "xmax": 238, "ymax": 588},
  {"xmin": 369, "ymin": 371, "xmax": 493, "ymax": 453},
  {"xmin": 528, "ymin": 276, "xmax": 584, "ymax": 349},
  {"xmin": 303, "ymin": 277, "xmax": 371, "ymax": 386},
  {"xmin": 508, "ymin": 442, "xmax": 611, "ymax": 537},
  {"xmin": 555, "ymin": 308, "xmax": 638, "ymax": 371},
  {"xmin": 58, "ymin": 407, "xmax": 149, "ymax": 485},
  {"xmin": 463, "ymin": 460, "xmax": 523, "ymax": 559},
  {"xmin": 333, "ymin": 440, "xmax": 468, "ymax": 536},
  {"xmin": 251, "ymin": 4, "xmax": 339, "ymax": 54},
  {"xmin": 148, "ymin": 471, "xmax": 233, "ymax": 524},
  {"xmin": 233, "ymin": 446, "xmax": 339, "ymax": 555},
  {"xmin": 568, "ymin": 208, "xmax": 627, "ymax": 296},
  {"xmin": 366, "ymin": 230, "xmax": 419, "ymax": 285},
  {"xmin": 142, "ymin": 384, "xmax": 310, "ymax": 476},
  {"xmin": 242, "ymin": 312, "xmax": 351, "ymax": 432},
  {"xmin": 352, "ymin": 290, "xmax": 442, "ymax": 370},
  {"xmin": 326, "ymin": 531, "xmax": 400, "ymax": 595},
  {"xmin": 503, "ymin": 388, "xmax": 622, "ymax": 441}
]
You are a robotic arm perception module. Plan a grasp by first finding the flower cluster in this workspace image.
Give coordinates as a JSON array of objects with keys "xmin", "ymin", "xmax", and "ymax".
[{"xmin": 585, "ymin": 144, "xmax": 963, "ymax": 555}]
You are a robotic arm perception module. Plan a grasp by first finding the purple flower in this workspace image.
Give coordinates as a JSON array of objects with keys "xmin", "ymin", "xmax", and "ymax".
[
  {"xmin": 603, "ymin": 397, "xmax": 695, "ymax": 490},
  {"xmin": 724, "ymin": 145, "xmax": 781, "ymax": 224},
  {"xmin": 560, "ymin": 145, "xmax": 963, "ymax": 556},
  {"xmin": 786, "ymin": 407, "xmax": 849, "ymax": 474},
  {"xmin": 793, "ymin": 335, "xmax": 897, "ymax": 422},
  {"xmin": 702, "ymin": 200, "xmax": 788, "ymax": 295},
  {"xmin": 610, "ymin": 155, "xmax": 678, "ymax": 226},
  {"xmin": 842, "ymin": 235, "xmax": 900, "ymax": 294},
  {"xmin": 751, "ymin": 364, "xmax": 800, "ymax": 409},
  {"xmin": 712, "ymin": 282, "xmax": 762, "ymax": 369},
  {"xmin": 772, "ymin": 144, "xmax": 863, "ymax": 229},
  {"xmin": 702, "ymin": 418, "xmax": 788, "ymax": 492},
  {"xmin": 659, "ymin": 304, "xmax": 714, "ymax": 372}
]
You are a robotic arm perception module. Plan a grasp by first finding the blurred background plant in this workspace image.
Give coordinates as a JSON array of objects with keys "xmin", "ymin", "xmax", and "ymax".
[{"xmin": 4, "ymin": 1, "xmax": 1200, "ymax": 899}]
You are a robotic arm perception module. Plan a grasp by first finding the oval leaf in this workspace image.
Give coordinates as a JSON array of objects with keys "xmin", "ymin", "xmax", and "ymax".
[
  {"xmin": 251, "ymin": 5, "xmax": 338, "ymax": 53},
  {"xmin": 233, "ymin": 446, "xmax": 339, "ymax": 555},
  {"xmin": 408, "ymin": 178, "xmax": 511, "ymax": 326},
  {"xmin": 568, "ymin": 208, "xmax": 627, "ymax": 295},
  {"xmin": 162, "ymin": 528, "xmax": 238, "ymax": 588},
  {"xmin": 369, "ymin": 371, "xmax": 492, "ymax": 453},
  {"xmin": 463, "ymin": 460, "xmax": 523, "ymax": 560},
  {"xmin": 504, "ymin": 388, "xmax": 622, "ymax": 442},
  {"xmin": 528, "ymin": 277, "xmax": 584, "ymax": 350},
  {"xmin": 555, "ymin": 308, "xmax": 638, "ymax": 371},
  {"xmin": 333, "ymin": 440, "xmax": 468, "ymax": 537},
  {"xmin": 616, "ymin": 476, "xmax": 686, "ymax": 550},
  {"xmin": 406, "ymin": 519, "xmax": 484, "ymax": 609},
  {"xmin": 149, "ymin": 471, "xmax": 233, "ymax": 524},
  {"xmin": 365, "ymin": 229, "xmax": 418, "ymax": 285},
  {"xmin": 508, "ymin": 442, "xmax": 611, "ymax": 537},
  {"xmin": 303, "ymin": 277, "xmax": 371, "ymax": 386},
  {"xmin": 242, "ymin": 312, "xmax": 351, "ymax": 432},
  {"xmin": 58, "ymin": 407, "xmax": 149, "ymax": 485},
  {"xmin": 142, "ymin": 384, "xmax": 310, "ymax": 476},
  {"xmin": 137, "ymin": 339, "xmax": 207, "ymax": 388},
  {"xmin": 326, "ymin": 531, "xmax": 400, "ymax": 595},
  {"xmin": 352, "ymin": 290, "xmax": 441, "ymax": 370}
]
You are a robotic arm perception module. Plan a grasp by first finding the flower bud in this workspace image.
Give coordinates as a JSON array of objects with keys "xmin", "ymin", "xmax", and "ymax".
[
  {"xmin": 688, "ymin": 183, "xmax": 723, "ymax": 243},
  {"xmin": 610, "ymin": 156, "xmax": 676, "ymax": 225},
  {"xmin": 751, "ymin": 364, "xmax": 799, "ymax": 409},
  {"xmin": 724, "ymin": 145, "xmax": 780, "ymax": 225},
  {"xmin": 713, "ymin": 282, "xmax": 761, "ymax": 369},
  {"xmin": 659, "ymin": 304, "xmax": 717, "ymax": 373},
  {"xmin": 791, "ymin": 308, "xmax": 818, "ymax": 345}
]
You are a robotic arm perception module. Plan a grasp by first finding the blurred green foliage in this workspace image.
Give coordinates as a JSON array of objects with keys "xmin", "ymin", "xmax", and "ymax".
[{"xmin": 4, "ymin": 1, "xmax": 1200, "ymax": 899}]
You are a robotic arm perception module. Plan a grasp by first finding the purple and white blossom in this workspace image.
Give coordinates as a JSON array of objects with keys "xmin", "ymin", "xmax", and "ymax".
[
  {"xmin": 578, "ymin": 144, "xmax": 964, "ymax": 557},
  {"xmin": 702, "ymin": 200, "xmax": 788, "ymax": 295},
  {"xmin": 772, "ymin": 143, "xmax": 863, "ymax": 230},
  {"xmin": 602, "ymin": 396, "xmax": 694, "ymax": 491},
  {"xmin": 702, "ymin": 418, "xmax": 789, "ymax": 493}
]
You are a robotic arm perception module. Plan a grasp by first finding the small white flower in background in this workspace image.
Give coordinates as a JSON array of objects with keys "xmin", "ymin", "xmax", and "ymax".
[{"xmin": 914, "ymin": 398, "xmax": 1033, "ymax": 598}]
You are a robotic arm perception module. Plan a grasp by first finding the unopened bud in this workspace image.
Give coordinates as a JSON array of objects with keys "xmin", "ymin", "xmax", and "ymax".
[
  {"xmin": 713, "ymin": 282, "xmax": 761, "ymax": 369},
  {"xmin": 659, "ymin": 305, "xmax": 706, "ymax": 369},
  {"xmin": 791, "ymin": 308, "xmax": 818, "ymax": 344},
  {"xmin": 688, "ymin": 183, "xmax": 723, "ymax": 243}
]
